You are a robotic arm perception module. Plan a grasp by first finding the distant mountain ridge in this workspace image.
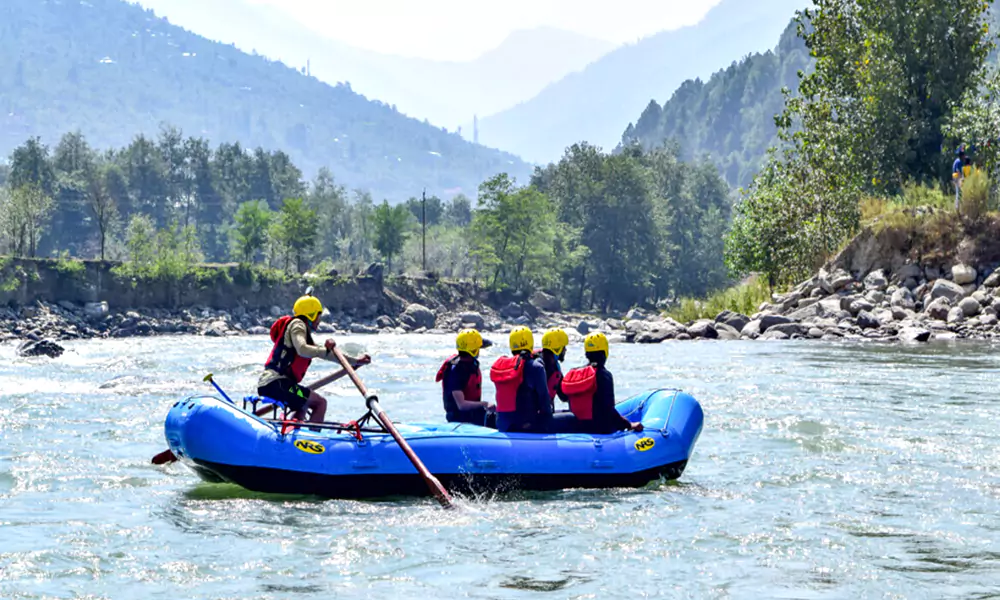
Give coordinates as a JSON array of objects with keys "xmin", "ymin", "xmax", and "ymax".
[
  {"xmin": 133, "ymin": 0, "xmax": 616, "ymax": 131},
  {"xmin": 475, "ymin": 0, "xmax": 807, "ymax": 164},
  {"xmin": 621, "ymin": 20, "xmax": 810, "ymax": 189},
  {"xmin": 0, "ymin": 0, "xmax": 531, "ymax": 201}
]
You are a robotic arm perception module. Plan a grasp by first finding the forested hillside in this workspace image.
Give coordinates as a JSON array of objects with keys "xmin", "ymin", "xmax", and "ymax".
[
  {"xmin": 621, "ymin": 21, "xmax": 809, "ymax": 189},
  {"xmin": 0, "ymin": 0, "xmax": 530, "ymax": 202}
]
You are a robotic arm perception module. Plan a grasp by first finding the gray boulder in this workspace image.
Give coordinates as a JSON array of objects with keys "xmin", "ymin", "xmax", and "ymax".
[
  {"xmin": 981, "ymin": 313, "xmax": 999, "ymax": 327},
  {"xmin": 457, "ymin": 311, "xmax": 485, "ymax": 329},
  {"xmin": 499, "ymin": 302, "xmax": 522, "ymax": 319},
  {"xmin": 872, "ymin": 308, "xmax": 896, "ymax": 326},
  {"xmin": 741, "ymin": 319, "xmax": 763, "ymax": 339},
  {"xmin": 924, "ymin": 297, "xmax": 951, "ymax": 321},
  {"xmin": 952, "ymin": 264, "xmax": 977, "ymax": 285},
  {"xmin": 576, "ymin": 321, "xmax": 592, "ymax": 335},
  {"xmin": 819, "ymin": 268, "xmax": 854, "ymax": 293},
  {"xmin": 759, "ymin": 329, "xmax": 790, "ymax": 341},
  {"xmin": 247, "ymin": 326, "xmax": 268, "ymax": 335},
  {"xmin": 959, "ymin": 297, "xmax": 982, "ymax": 317},
  {"xmin": 636, "ymin": 323, "xmax": 679, "ymax": 344},
  {"xmin": 401, "ymin": 303, "xmax": 437, "ymax": 329},
  {"xmin": 896, "ymin": 263, "xmax": 923, "ymax": 282},
  {"xmin": 759, "ymin": 314, "xmax": 793, "ymax": 332},
  {"xmin": 863, "ymin": 269, "xmax": 889, "ymax": 291},
  {"xmin": 947, "ymin": 306, "xmax": 965, "ymax": 324},
  {"xmin": 930, "ymin": 279, "xmax": 966, "ymax": 303},
  {"xmin": 890, "ymin": 288, "xmax": 916, "ymax": 310},
  {"xmin": 849, "ymin": 298, "xmax": 875, "ymax": 316},
  {"xmin": 767, "ymin": 322, "xmax": 806, "ymax": 337},
  {"xmin": 350, "ymin": 323, "xmax": 378, "ymax": 334},
  {"xmin": 857, "ymin": 310, "xmax": 880, "ymax": 330},
  {"xmin": 16, "ymin": 339, "xmax": 65, "ymax": 358},
  {"xmin": 606, "ymin": 318, "xmax": 624, "ymax": 330},
  {"xmin": 269, "ymin": 305, "xmax": 283, "ymax": 318},
  {"xmin": 983, "ymin": 270, "xmax": 1000, "ymax": 288},
  {"xmin": 898, "ymin": 327, "xmax": 931, "ymax": 343},
  {"xmin": 529, "ymin": 291, "xmax": 561, "ymax": 312},
  {"xmin": 787, "ymin": 302, "xmax": 825, "ymax": 322},
  {"xmin": 84, "ymin": 301, "xmax": 109, "ymax": 321},
  {"xmin": 715, "ymin": 322, "xmax": 741, "ymax": 340},
  {"xmin": 513, "ymin": 315, "xmax": 532, "ymax": 326},
  {"xmin": 375, "ymin": 315, "xmax": 397, "ymax": 329},
  {"xmin": 715, "ymin": 310, "xmax": 751, "ymax": 332},
  {"xmin": 688, "ymin": 320, "xmax": 719, "ymax": 339}
]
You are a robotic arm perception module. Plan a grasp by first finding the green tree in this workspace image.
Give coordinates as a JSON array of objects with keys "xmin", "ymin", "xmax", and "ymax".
[
  {"xmin": 230, "ymin": 200, "xmax": 272, "ymax": 264},
  {"xmin": 88, "ymin": 164, "xmax": 120, "ymax": 261},
  {"xmin": 470, "ymin": 174, "xmax": 557, "ymax": 292},
  {"xmin": 405, "ymin": 194, "xmax": 444, "ymax": 227},
  {"xmin": 273, "ymin": 197, "xmax": 318, "ymax": 273},
  {"xmin": 372, "ymin": 200, "xmax": 411, "ymax": 272},
  {"xmin": 443, "ymin": 194, "xmax": 472, "ymax": 226},
  {"xmin": 0, "ymin": 185, "xmax": 54, "ymax": 257}
]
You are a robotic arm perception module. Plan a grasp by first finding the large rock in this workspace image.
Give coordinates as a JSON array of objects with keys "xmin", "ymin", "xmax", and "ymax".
[
  {"xmin": 83, "ymin": 301, "xmax": 109, "ymax": 321},
  {"xmin": 819, "ymin": 268, "xmax": 854, "ymax": 293},
  {"xmin": 787, "ymin": 302, "xmax": 825, "ymax": 322},
  {"xmin": 688, "ymin": 320, "xmax": 719, "ymax": 339},
  {"xmin": 767, "ymin": 322, "xmax": 806, "ymax": 337},
  {"xmin": 863, "ymin": 269, "xmax": 889, "ymax": 291},
  {"xmin": 951, "ymin": 264, "xmax": 977, "ymax": 285},
  {"xmin": 16, "ymin": 339, "xmax": 65, "ymax": 358},
  {"xmin": 959, "ymin": 297, "xmax": 982, "ymax": 317},
  {"xmin": 857, "ymin": 310, "xmax": 880, "ymax": 330},
  {"xmin": 983, "ymin": 270, "xmax": 1000, "ymax": 289},
  {"xmin": 375, "ymin": 315, "xmax": 397, "ymax": 329},
  {"xmin": 981, "ymin": 313, "xmax": 999, "ymax": 327},
  {"xmin": 924, "ymin": 297, "xmax": 951, "ymax": 321},
  {"xmin": 759, "ymin": 314, "xmax": 793, "ymax": 332},
  {"xmin": 898, "ymin": 327, "xmax": 931, "ymax": 343},
  {"xmin": 715, "ymin": 322, "xmax": 741, "ymax": 340},
  {"xmin": 849, "ymin": 299, "xmax": 875, "ymax": 316},
  {"xmin": 715, "ymin": 310, "xmax": 750, "ymax": 333},
  {"xmin": 741, "ymin": 319, "xmax": 763, "ymax": 339},
  {"xmin": 400, "ymin": 303, "xmax": 437, "ymax": 329},
  {"xmin": 363, "ymin": 262, "xmax": 384, "ymax": 281},
  {"xmin": 890, "ymin": 288, "xmax": 916, "ymax": 310},
  {"xmin": 528, "ymin": 291, "xmax": 561, "ymax": 312},
  {"xmin": 499, "ymin": 302, "xmax": 522, "ymax": 320},
  {"xmin": 635, "ymin": 323, "xmax": 680, "ymax": 344},
  {"xmin": 930, "ymin": 279, "xmax": 966, "ymax": 303},
  {"xmin": 759, "ymin": 329, "xmax": 790, "ymax": 341},
  {"xmin": 457, "ymin": 311, "xmax": 485, "ymax": 329},
  {"xmin": 947, "ymin": 306, "xmax": 965, "ymax": 324},
  {"xmin": 896, "ymin": 263, "xmax": 923, "ymax": 282}
]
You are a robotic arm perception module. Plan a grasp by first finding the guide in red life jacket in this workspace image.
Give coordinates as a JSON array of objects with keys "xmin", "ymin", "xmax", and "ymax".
[
  {"xmin": 560, "ymin": 332, "xmax": 642, "ymax": 435},
  {"xmin": 257, "ymin": 294, "xmax": 369, "ymax": 424},
  {"xmin": 437, "ymin": 329, "xmax": 495, "ymax": 426},
  {"xmin": 491, "ymin": 327, "xmax": 552, "ymax": 433}
]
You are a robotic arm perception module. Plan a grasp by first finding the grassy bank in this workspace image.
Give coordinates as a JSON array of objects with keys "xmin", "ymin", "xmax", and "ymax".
[{"xmin": 666, "ymin": 276, "xmax": 771, "ymax": 323}]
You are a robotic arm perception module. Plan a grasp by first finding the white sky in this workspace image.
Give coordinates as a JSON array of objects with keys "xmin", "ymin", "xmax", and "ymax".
[{"xmin": 243, "ymin": 0, "xmax": 725, "ymax": 61}]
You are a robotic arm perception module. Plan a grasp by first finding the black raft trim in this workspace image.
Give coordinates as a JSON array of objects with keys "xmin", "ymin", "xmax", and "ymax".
[{"xmin": 190, "ymin": 460, "xmax": 689, "ymax": 499}]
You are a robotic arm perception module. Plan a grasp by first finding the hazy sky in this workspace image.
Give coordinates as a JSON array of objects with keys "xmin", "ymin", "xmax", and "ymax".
[{"xmin": 241, "ymin": 0, "xmax": 726, "ymax": 61}]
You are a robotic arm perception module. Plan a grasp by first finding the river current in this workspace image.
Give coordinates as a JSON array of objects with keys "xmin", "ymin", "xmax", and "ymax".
[{"xmin": 1, "ymin": 335, "xmax": 998, "ymax": 599}]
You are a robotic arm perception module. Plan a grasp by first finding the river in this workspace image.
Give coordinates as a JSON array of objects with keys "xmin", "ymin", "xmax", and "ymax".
[{"xmin": 1, "ymin": 335, "xmax": 998, "ymax": 599}]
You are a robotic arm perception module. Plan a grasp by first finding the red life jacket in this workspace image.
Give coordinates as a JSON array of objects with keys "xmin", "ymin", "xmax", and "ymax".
[
  {"xmin": 490, "ymin": 354, "xmax": 527, "ymax": 413},
  {"xmin": 562, "ymin": 364, "xmax": 598, "ymax": 420},
  {"xmin": 547, "ymin": 368, "xmax": 562, "ymax": 402},
  {"xmin": 435, "ymin": 354, "xmax": 482, "ymax": 401},
  {"xmin": 264, "ymin": 315, "xmax": 313, "ymax": 383}
]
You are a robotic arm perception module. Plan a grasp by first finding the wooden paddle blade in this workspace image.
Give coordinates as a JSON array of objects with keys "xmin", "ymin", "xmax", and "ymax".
[{"xmin": 151, "ymin": 449, "xmax": 178, "ymax": 465}]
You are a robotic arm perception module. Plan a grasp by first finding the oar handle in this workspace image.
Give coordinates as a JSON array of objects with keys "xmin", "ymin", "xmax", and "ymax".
[{"xmin": 331, "ymin": 346, "xmax": 454, "ymax": 509}]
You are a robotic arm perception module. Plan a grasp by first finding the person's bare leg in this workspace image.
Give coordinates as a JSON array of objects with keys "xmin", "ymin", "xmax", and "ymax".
[{"xmin": 306, "ymin": 391, "xmax": 328, "ymax": 424}]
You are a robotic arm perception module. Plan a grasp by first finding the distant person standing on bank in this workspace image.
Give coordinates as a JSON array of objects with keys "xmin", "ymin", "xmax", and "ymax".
[{"xmin": 953, "ymin": 147, "xmax": 966, "ymax": 211}]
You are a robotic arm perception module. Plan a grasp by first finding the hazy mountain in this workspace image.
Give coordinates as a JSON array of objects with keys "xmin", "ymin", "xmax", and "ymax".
[
  {"xmin": 0, "ymin": 0, "xmax": 531, "ymax": 201},
  {"xmin": 475, "ymin": 0, "xmax": 807, "ymax": 164},
  {"xmin": 132, "ymin": 0, "xmax": 616, "ymax": 131},
  {"xmin": 621, "ymin": 20, "xmax": 810, "ymax": 188}
]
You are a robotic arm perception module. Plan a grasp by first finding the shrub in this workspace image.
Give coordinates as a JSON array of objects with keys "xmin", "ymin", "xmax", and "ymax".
[{"xmin": 666, "ymin": 275, "xmax": 771, "ymax": 323}]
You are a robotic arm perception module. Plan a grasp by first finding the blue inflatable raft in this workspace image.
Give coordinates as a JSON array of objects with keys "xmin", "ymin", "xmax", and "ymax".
[{"xmin": 163, "ymin": 389, "xmax": 703, "ymax": 499}]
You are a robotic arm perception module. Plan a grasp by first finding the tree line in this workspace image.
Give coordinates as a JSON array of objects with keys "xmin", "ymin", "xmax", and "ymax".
[{"xmin": 0, "ymin": 126, "xmax": 733, "ymax": 311}]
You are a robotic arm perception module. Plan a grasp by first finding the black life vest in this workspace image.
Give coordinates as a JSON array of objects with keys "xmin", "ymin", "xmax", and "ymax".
[
  {"xmin": 562, "ymin": 364, "xmax": 598, "ymax": 421},
  {"xmin": 264, "ymin": 315, "xmax": 313, "ymax": 383},
  {"xmin": 436, "ymin": 354, "xmax": 482, "ymax": 402}
]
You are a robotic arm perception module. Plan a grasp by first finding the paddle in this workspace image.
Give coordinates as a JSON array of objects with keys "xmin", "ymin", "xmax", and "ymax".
[
  {"xmin": 151, "ymin": 359, "xmax": 369, "ymax": 465},
  {"xmin": 331, "ymin": 345, "xmax": 454, "ymax": 510}
]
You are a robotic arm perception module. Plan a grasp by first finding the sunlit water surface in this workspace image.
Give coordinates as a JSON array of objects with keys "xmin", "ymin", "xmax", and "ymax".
[{"xmin": 1, "ymin": 335, "xmax": 999, "ymax": 599}]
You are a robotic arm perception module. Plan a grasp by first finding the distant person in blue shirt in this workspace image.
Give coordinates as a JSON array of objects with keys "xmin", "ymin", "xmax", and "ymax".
[{"xmin": 953, "ymin": 147, "xmax": 966, "ymax": 211}]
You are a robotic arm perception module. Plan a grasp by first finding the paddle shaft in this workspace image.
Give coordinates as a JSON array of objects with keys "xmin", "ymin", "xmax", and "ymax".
[{"xmin": 331, "ymin": 346, "xmax": 454, "ymax": 509}]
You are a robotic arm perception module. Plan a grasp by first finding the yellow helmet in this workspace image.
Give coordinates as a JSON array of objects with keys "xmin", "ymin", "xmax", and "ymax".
[
  {"xmin": 509, "ymin": 326, "xmax": 534, "ymax": 353},
  {"xmin": 456, "ymin": 328, "xmax": 483, "ymax": 357},
  {"xmin": 541, "ymin": 328, "xmax": 569, "ymax": 355},
  {"xmin": 584, "ymin": 332, "xmax": 609, "ymax": 358},
  {"xmin": 293, "ymin": 295, "xmax": 323, "ymax": 322}
]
